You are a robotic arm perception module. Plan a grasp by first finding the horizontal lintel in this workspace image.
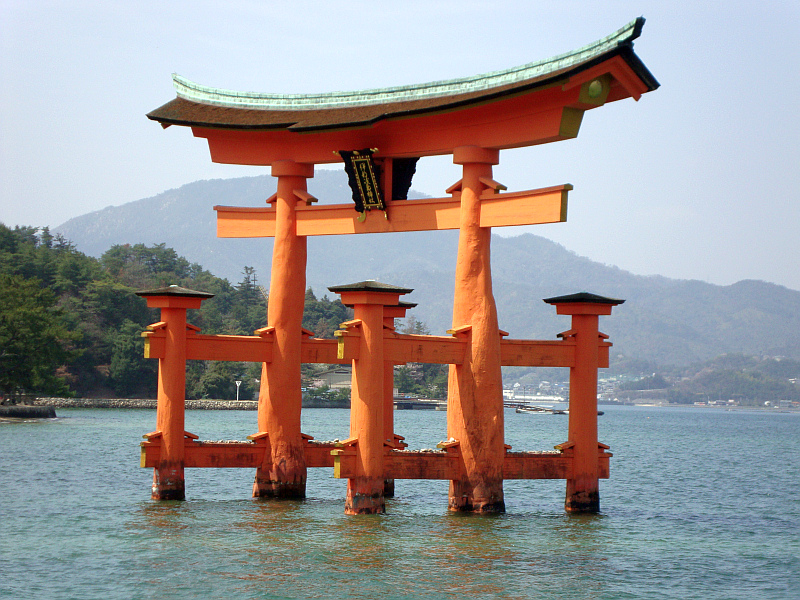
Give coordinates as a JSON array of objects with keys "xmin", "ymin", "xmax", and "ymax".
[
  {"xmin": 141, "ymin": 443, "xmax": 608, "ymax": 479},
  {"xmin": 384, "ymin": 334, "xmax": 467, "ymax": 365},
  {"xmin": 141, "ymin": 439, "xmax": 339, "ymax": 469},
  {"xmin": 301, "ymin": 338, "xmax": 348, "ymax": 364},
  {"xmin": 214, "ymin": 184, "xmax": 569, "ymax": 238},
  {"xmin": 333, "ymin": 450, "xmax": 609, "ymax": 481},
  {"xmin": 499, "ymin": 339, "xmax": 575, "ymax": 368},
  {"xmin": 143, "ymin": 330, "xmax": 608, "ymax": 368}
]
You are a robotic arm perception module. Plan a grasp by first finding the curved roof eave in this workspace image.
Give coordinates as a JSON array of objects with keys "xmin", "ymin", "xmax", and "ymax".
[{"xmin": 147, "ymin": 17, "xmax": 658, "ymax": 132}]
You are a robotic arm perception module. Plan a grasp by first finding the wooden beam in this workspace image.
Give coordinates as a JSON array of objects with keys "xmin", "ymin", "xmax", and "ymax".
[
  {"xmin": 301, "ymin": 338, "xmax": 348, "ymax": 364},
  {"xmin": 141, "ymin": 440, "xmax": 268, "ymax": 469},
  {"xmin": 145, "ymin": 332, "xmax": 353, "ymax": 365},
  {"xmin": 194, "ymin": 93, "xmax": 578, "ymax": 166},
  {"xmin": 186, "ymin": 334, "xmax": 273, "ymax": 362},
  {"xmin": 145, "ymin": 329, "xmax": 610, "ymax": 368},
  {"xmin": 214, "ymin": 184, "xmax": 570, "ymax": 238},
  {"xmin": 144, "ymin": 332, "xmax": 274, "ymax": 362},
  {"xmin": 499, "ymin": 339, "xmax": 575, "ymax": 367},
  {"xmin": 384, "ymin": 333, "xmax": 467, "ymax": 365},
  {"xmin": 385, "ymin": 451, "xmax": 462, "ymax": 480},
  {"xmin": 141, "ymin": 441, "xmax": 609, "ymax": 480},
  {"xmin": 502, "ymin": 452, "xmax": 572, "ymax": 479},
  {"xmin": 304, "ymin": 442, "xmax": 338, "ymax": 468},
  {"xmin": 332, "ymin": 449, "xmax": 609, "ymax": 481},
  {"xmin": 141, "ymin": 439, "xmax": 338, "ymax": 469}
]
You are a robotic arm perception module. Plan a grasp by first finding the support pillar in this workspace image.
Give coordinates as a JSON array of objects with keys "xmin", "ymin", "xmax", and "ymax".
[
  {"xmin": 545, "ymin": 293, "xmax": 623, "ymax": 513},
  {"xmin": 254, "ymin": 160, "xmax": 314, "ymax": 499},
  {"xmin": 136, "ymin": 286, "xmax": 213, "ymax": 500},
  {"xmin": 382, "ymin": 301, "xmax": 415, "ymax": 496},
  {"xmin": 330, "ymin": 281, "xmax": 412, "ymax": 514},
  {"xmin": 447, "ymin": 146, "xmax": 505, "ymax": 513}
]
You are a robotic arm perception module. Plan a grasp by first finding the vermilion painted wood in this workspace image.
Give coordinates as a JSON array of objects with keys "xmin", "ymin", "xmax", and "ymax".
[
  {"xmin": 331, "ymin": 450, "xmax": 610, "ymax": 481},
  {"xmin": 140, "ymin": 439, "xmax": 338, "ymax": 469},
  {"xmin": 186, "ymin": 74, "xmax": 641, "ymax": 166},
  {"xmin": 144, "ymin": 324, "xmax": 609, "ymax": 369},
  {"xmin": 137, "ymin": 26, "xmax": 649, "ymax": 510},
  {"xmin": 555, "ymin": 302, "xmax": 615, "ymax": 513},
  {"xmin": 253, "ymin": 162, "xmax": 312, "ymax": 499},
  {"xmin": 338, "ymin": 288, "xmax": 404, "ymax": 514},
  {"xmin": 443, "ymin": 152, "xmax": 506, "ymax": 513},
  {"xmin": 213, "ymin": 185, "xmax": 570, "ymax": 238},
  {"xmin": 142, "ymin": 300, "xmax": 199, "ymax": 500}
]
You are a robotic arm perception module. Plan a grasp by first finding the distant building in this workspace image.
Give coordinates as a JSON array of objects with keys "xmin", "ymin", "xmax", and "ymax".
[{"xmin": 312, "ymin": 367, "xmax": 352, "ymax": 389}]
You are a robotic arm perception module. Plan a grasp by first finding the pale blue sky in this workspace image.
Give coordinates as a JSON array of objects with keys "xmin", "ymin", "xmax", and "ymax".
[{"xmin": 2, "ymin": 1, "xmax": 798, "ymax": 290}]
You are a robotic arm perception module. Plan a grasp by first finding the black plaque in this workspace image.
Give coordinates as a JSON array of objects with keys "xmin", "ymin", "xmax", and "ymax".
[{"xmin": 340, "ymin": 149, "xmax": 385, "ymax": 213}]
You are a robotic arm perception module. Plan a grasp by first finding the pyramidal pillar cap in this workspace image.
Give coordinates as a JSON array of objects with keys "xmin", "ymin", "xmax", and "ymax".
[
  {"xmin": 136, "ymin": 284, "xmax": 214, "ymax": 308},
  {"xmin": 328, "ymin": 280, "xmax": 413, "ymax": 306},
  {"xmin": 543, "ymin": 292, "xmax": 624, "ymax": 315},
  {"xmin": 136, "ymin": 284, "xmax": 215, "ymax": 299},
  {"xmin": 328, "ymin": 280, "xmax": 413, "ymax": 295}
]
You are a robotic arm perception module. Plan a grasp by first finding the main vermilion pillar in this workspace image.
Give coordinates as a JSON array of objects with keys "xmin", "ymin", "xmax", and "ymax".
[
  {"xmin": 545, "ymin": 293, "xmax": 623, "ymax": 513},
  {"xmin": 254, "ymin": 161, "xmax": 314, "ymax": 499},
  {"xmin": 136, "ymin": 285, "xmax": 213, "ymax": 500},
  {"xmin": 447, "ymin": 146, "xmax": 505, "ymax": 513}
]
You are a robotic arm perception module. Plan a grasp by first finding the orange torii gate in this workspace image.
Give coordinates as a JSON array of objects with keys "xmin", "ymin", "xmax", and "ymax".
[{"xmin": 141, "ymin": 18, "xmax": 657, "ymax": 513}]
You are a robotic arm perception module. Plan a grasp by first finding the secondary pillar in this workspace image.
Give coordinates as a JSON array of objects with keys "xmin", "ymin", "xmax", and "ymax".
[
  {"xmin": 447, "ymin": 146, "xmax": 505, "ymax": 513},
  {"xmin": 545, "ymin": 292, "xmax": 623, "ymax": 513},
  {"xmin": 330, "ymin": 281, "xmax": 412, "ymax": 514},
  {"xmin": 254, "ymin": 161, "xmax": 314, "ymax": 499},
  {"xmin": 136, "ymin": 285, "xmax": 213, "ymax": 500},
  {"xmin": 382, "ymin": 301, "xmax": 415, "ymax": 496}
]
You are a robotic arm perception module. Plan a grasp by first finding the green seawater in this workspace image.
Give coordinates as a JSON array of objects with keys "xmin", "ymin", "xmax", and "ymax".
[{"xmin": 1, "ymin": 406, "xmax": 798, "ymax": 599}]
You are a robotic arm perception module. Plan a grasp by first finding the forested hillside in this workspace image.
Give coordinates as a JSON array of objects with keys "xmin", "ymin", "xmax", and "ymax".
[
  {"xmin": 0, "ymin": 224, "xmax": 348, "ymax": 401},
  {"xmin": 55, "ymin": 172, "xmax": 800, "ymax": 367},
  {"xmin": 3, "ymin": 224, "xmax": 798, "ymax": 406}
]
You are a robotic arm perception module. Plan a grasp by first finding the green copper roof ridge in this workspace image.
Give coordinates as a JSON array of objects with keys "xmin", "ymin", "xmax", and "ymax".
[{"xmin": 173, "ymin": 18, "xmax": 644, "ymax": 111}]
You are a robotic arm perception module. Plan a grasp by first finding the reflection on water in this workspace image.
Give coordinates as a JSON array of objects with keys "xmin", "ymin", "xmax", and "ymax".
[
  {"xmin": 124, "ymin": 486, "xmax": 626, "ymax": 600},
  {"xmin": 1, "ymin": 407, "xmax": 798, "ymax": 600},
  {"xmin": 123, "ymin": 487, "xmax": 623, "ymax": 599}
]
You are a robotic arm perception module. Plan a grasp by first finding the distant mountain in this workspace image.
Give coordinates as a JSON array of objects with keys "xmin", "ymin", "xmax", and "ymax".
[{"xmin": 55, "ymin": 172, "xmax": 800, "ymax": 366}]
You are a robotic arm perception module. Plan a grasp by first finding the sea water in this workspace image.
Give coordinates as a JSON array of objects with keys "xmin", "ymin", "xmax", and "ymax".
[{"xmin": 1, "ymin": 406, "xmax": 798, "ymax": 599}]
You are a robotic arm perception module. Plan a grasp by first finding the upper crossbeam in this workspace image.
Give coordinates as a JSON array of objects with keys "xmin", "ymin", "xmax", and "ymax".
[{"xmin": 214, "ymin": 184, "xmax": 570, "ymax": 238}]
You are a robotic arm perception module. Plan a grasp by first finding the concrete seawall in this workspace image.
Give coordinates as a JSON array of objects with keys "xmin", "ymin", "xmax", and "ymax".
[
  {"xmin": 0, "ymin": 405, "xmax": 57, "ymax": 418},
  {"xmin": 34, "ymin": 398, "xmax": 258, "ymax": 410},
  {"xmin": 34, "ymin": 397, "xmax": 352, "ymax": 410}
]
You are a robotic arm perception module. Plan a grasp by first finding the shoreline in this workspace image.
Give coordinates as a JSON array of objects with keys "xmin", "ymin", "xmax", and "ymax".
[
  {"xmin": 29, "ymin": 398, "xmax": 798, "ymax": 413},
  {"xmin": 34, "ymin": 397, "xmax": 258, "ymax": 410},
  {"xmin": 32, "ymin": 397, "xmax": 350, "ymax": 410}
]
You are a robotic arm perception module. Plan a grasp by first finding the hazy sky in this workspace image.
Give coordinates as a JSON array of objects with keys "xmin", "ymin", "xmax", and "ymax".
[{"xmin": 2, "ymin": 1, "xmax": 799, "ymax": 290}]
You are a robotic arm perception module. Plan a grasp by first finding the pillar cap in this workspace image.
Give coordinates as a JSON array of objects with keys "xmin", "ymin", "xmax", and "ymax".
[
  {"xmin": 135, "ymin": 285, "xmax": 215, "ymax": 299},
  {"xmin": 328, "ymin": 280, "xmax": 413, "ymax": 295},
  {"xmin": 543, "ymin": 292, "xmax": 624, "ymax": 306},
  {"xmin": 271, "ymin": 161, "xmax": 314, "ymax": 178},
  {"xmin": 382, "ymin": 301, "xmax": 418, "ymax": 318},
  {"xmin": 452, "ymin": 146, "xmax": 499, "ymax": 165},
  {"xmin": 393, "ymin": 300, "xmax": 418, "ymax": 309}
]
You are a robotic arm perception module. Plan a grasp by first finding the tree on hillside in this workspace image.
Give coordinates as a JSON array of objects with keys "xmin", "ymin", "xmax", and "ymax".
[
  {"xmin": 0, "ymin": 273, "xmax": 76, "ymax": 400},
  {"xmin": 237, "ymin": 266, "xmax": 259, "ymax": 299},
  {"xmin": 185, "ymin": 360, "xmax": 257, "ymax": 400},
  {"xmin": 225, "ymin": 267, "xmax": 267, "ymax": 334},
  {"xmin": 393, "ymin": 315, "xmax": 448, "ymax": 398},
  {"xmin": 100, "ymin": 243, "xmax": 202, "ymax": 289},
  {"xmin": 302, "ymin": 288, "xmax": 351, "ymax": 339},
  {"xmin": 618, "ymin": 374, "xmax": 669, "ymax": 391},
  {"xmin": 108, "ymin": 319, "xmax": 157, "ymax": 397}
]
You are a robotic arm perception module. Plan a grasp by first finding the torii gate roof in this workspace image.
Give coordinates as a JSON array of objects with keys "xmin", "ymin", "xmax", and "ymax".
[{"xmin": 147, "ymin": 18, "xmax": 657, "ymax": 164}]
